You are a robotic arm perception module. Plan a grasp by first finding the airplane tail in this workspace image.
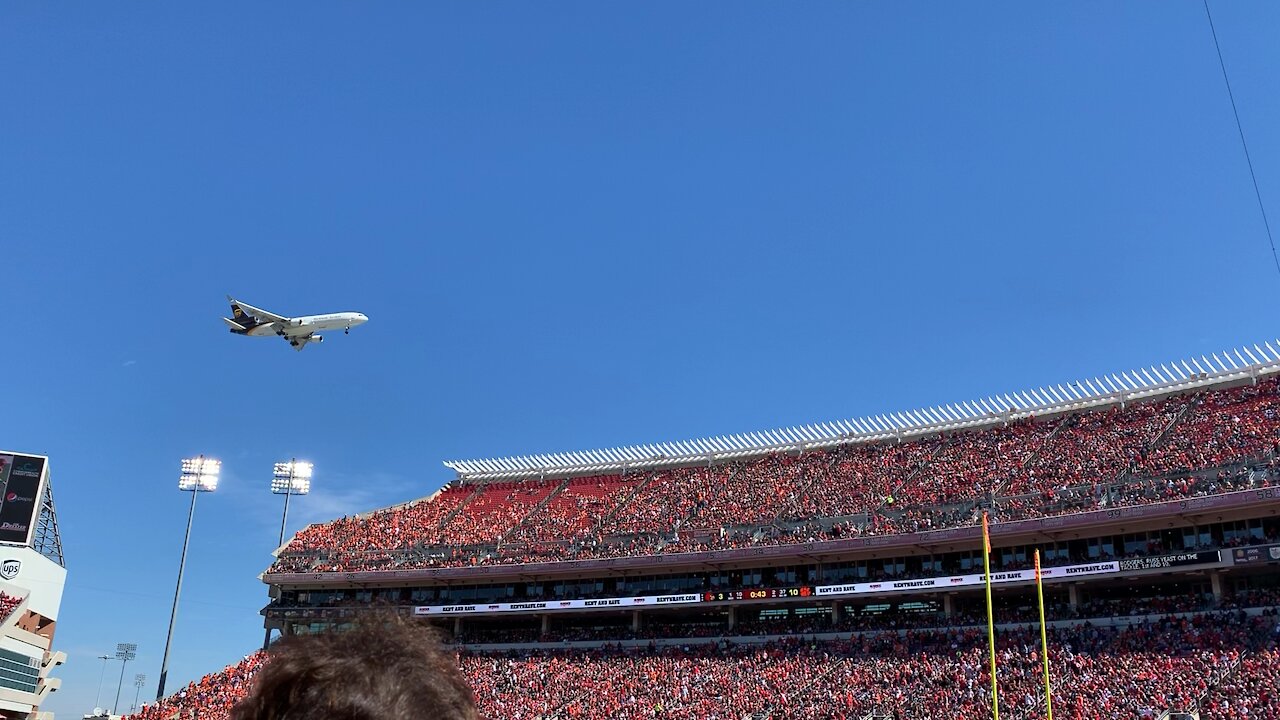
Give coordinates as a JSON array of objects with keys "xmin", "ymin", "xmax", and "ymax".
[
  {"xmin": 224, "ymin": 296, "xmax": 264, "ymax": 334},
  {"xmin": 228, "ymin": 296, "xmax": 250, "ymax": 323}
]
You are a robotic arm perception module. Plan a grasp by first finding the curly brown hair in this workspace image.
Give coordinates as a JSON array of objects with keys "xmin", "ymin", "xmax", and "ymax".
[{"xmin": 231, "ymin": 617, "xmax": 478, "ymax": 720}]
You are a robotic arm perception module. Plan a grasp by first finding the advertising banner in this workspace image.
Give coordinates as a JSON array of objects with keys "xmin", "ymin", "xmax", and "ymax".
[
  {"xmin": 1229, "ymin": 544, "xmax": 1280, "ymax": 566},
  {"xmin": 815, "ymin": 561, "xmax": 1120, "ymax": 597},
  {"xmin": 0, "ymin": 454, "xmax": 45, "ymax": 546},
  {"xmin": 1118, "ymin": 550, "xmax": 1222, "ymax": 572},
  {"xmin": 412, "ymin": 593, "xmax": 701, "ymax": 616}
]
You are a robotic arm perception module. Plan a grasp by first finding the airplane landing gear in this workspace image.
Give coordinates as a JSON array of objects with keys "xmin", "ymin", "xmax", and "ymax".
[{"xmin": 345, "ymin": 326, "xmax": 350, "ymax": 335}]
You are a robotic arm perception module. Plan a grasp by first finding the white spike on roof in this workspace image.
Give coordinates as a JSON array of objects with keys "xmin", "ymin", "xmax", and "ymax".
[{"xmin": 442, "ymin": 340, "xmax": 1280, "ymax": 480}]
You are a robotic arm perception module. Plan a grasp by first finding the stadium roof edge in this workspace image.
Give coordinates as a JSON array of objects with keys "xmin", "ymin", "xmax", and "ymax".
[{"xmin": 442, "ymin": 340, "xmax": 1280, "ymax": 482}]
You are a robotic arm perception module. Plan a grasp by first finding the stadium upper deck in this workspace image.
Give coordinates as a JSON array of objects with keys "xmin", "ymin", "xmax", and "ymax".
[{"xmin": 266, "ymin": 343, "xmax": 1280, "ymax": 579}]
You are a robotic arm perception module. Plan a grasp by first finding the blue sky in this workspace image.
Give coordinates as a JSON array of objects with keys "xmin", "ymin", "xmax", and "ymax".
[{"xmin": 2, "ymin": 1, "xmax": 1278, "ymax": 716}]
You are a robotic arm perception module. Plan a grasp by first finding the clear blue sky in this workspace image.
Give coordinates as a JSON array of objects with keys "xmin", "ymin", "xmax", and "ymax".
[{"xmin": 2, "ymin": 2, "xmax": 1278, "ymax": 716}]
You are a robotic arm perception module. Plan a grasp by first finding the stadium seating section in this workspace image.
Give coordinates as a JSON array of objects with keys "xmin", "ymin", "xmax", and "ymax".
[
  {"xmin": 134, "ymin": 377, "xmax": 1280, "ymax": 720},
  {"xmin": 269, "ymin": 379, "xmax": 1280, "ymax": 573},
  {"xmin": 126, "ymin": 604, "xmax": 1280, "ymax": 720},
  {"xmin": 0, "ymin": 591, "xmax": 23, "ymax": 624}
]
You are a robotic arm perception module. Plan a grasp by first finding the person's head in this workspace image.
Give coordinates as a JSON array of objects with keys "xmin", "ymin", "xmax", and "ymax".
[{"xmin": 231, "ymin": 616, "xmax": 478, "ymax": 720}]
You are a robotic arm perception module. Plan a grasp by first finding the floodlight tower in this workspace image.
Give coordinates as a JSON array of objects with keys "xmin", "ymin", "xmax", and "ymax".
[
  {"xmin": 94, "ymin": 653, "xmax": 112, "ymax": 712},
  {"xmin": 265, "ymin": 460, "xmax": 312, "ymax": 648},
  {"xmin": 157, "ymin": 456, "xmax": 220, "ymax": 701},
  {"xmin": 112, "ymin": 643, "xmax": 137, "ymax": 715},
  {"xmin": 272, "ymin": 460, "xmax": 313, "ymax": 548},
  {"xmin": 132, "ymin": 673, "xmax": 147, "ymax": 713}
]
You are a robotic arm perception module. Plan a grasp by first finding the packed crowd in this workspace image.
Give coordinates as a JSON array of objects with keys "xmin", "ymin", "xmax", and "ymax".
[
  {"xmin": 129, "ymin": 606, "xmax": 1280, "ymax": 720},
  {"xmin": 1200, "ymin": 648, "xmax": 1280, "ymax": 719},
  {"xmin": 267, "ymin": 378, "xmax": 1280, "ymax": 574},
  {"xmin": 0, "ymin": 591, "xmax": 22, "ymax": 623},
  {"xmin": 127, "ymin": 650, "xmax": 266, "ymax": 720},
  {"xmin": 284, "ymin": 486, "xmax": 473, "ymax": 554},
  {"xmin": 505, "ymin": 476, "xmax": 637, "ymax": 544},
  {"xmin": 1142, "ymin": 380, "xmax": 1280, "ymax": 476}
]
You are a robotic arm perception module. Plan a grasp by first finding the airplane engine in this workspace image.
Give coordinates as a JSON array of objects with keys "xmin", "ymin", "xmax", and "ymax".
[{"xmin": 312, "ymin": 334, "xmax": 324, "ymax": 343}]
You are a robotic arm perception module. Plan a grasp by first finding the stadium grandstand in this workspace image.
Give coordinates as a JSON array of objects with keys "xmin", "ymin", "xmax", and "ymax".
[
  {"xmin": 0, "ymin": 453, "xmax": 66, "ymax": 720},
  {"xmin": 132, "ymin": 345, "xmax": 1280, "ymax": 719}
]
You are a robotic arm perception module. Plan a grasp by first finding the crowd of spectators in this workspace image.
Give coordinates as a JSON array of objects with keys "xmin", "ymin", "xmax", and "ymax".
[
  {"xmin": 900, "ymin": 418, "xmax": 1053, "ymax": 507},
  {"xmin": 1013, "ymin": 400, "xmax": 1184, "ymax": 496},
  {"xmin": 787, "ymin": 438, "xmax": 939, "ymax": 520},
  {"xmin": 266, "ymin": 377, "xmax": 1280, "ymax": 574},
  {"xmin": 136, "ymin": 607, "xmax": 1280, "ymax": 720},
  {"xmin": 1200, "ymin": 648, "xmax": 1280, "ymax": 718},
  {"xmin": 266, "ymin": 461, "xmax": 1278, "ymax": 578},
  {"xmin": 0, "ymin": 591, "xmax": 23, "ymax": 623},
  {"xmin": 436, "ymin": 482, "xmax": 561, "ymax": 546},
  {"xmin": 458, "ymin": 611, "xmax": 1280, "ymax": 719},
  {"xmin": 687, "ymin": 453, "xmax": 818, "ymax": 529},
  {"xmin": 505, "ymin": 476, "xmax": 637, "ymax": 544},
  {"xmin": 283, "ymin": 486, "xmax": 473, "ymax": 554},
  {"xmin": 1141, "ymin": 381, "xmax": 1280, "ymax": 476},
  {"xmin": 127, "ymin": 651, "xmax": 266, "ymax": 720}
]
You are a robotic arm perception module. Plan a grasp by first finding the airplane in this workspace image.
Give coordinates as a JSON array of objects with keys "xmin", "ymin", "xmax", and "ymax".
[{"xmin": 223, "ymin": 296, "xmax": 368, "ymax": 351}]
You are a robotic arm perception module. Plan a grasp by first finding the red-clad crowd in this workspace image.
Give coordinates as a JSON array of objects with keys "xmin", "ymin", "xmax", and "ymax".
[
  {"xmin": 1200, "ymin": 647, "xmax": 1280, "ymax": 719},
  {"xmin": 505, "ymin": 476, "xmax": 636, "ymax": 544},
  {"xmin": 1141, "ymin": 381, "xmax": 1280, "ymax": 476},
  {"xmin": 0, "ymin": 591, "xmax": 23, "ymax": 623},
  {"xmin": 128, "ymin": 607, "xmax": 1280, "ymax": 720},
  {"xmin": 267, "ymin": 378, "xmax": 1280, "ymax": 575},
  {"xmin": 285, "ymin": 486, "xmax": 473, "ymax": 554},
  {"xmin": 127, "ymin": 651, "xmax": 266, "ymax": 720}
]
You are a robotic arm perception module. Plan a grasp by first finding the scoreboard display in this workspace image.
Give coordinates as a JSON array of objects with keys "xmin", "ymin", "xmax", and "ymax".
[{"xmin": 703, "ymin": 586, "xmax": 813, "ymax": 603}]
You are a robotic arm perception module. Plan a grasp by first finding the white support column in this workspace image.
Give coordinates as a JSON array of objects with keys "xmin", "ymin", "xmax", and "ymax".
[
  {"xmin": 727, "ymin": 607, "xmax": 737, "ymax": 631},
  {"xmin": 632, "ymin": 611, "xmax": 643, "ymax": 633},
  {"xmin": 943, "ymin": 594, "xmax": 955, "ymax": 618},
  {"xmin": 1068, "ymin": 584, "xmax": 1080, "ymax": 610},
  {"xmin": 540, "ymin": 614, "xmax": 551, "ymax": 636},
  {"xmin": 453, "ymin": 617, "xmax": 463, "ymax": 637},
  {"xmin": 1211, "ymin": 571, "xmax": 1225, "ymax": 605}
]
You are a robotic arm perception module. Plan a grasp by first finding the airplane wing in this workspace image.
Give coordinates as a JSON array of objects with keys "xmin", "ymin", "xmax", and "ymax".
[{"xmin": 227, "ymin": 296, "xmax": 289, "ymax": 325}]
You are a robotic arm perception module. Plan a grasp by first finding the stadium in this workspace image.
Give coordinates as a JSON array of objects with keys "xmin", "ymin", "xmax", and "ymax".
[
  {"xmin": 0, "ymin": 454, "xmax": 67, "ymax": 720},
  {"xmin": 116, "ymin": 344, "xmax": 1280, "ymax": 720}
]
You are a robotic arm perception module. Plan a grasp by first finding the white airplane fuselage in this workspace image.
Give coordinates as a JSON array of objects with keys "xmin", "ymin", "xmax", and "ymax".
[{"xmin": 243, "ymin": 312, "xmax": 369, "ymax": 337}]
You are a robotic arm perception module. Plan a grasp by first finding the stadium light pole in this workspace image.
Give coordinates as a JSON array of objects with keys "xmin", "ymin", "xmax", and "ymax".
[
  {"xmin": 132, "ymin": 673, "xmax": 146, "ymax": 713},
  {"xmin": 112, "ymin": 643, "xmax": 136, "ymax": 716},
  {"xmin": 265, "ymin": 460, "xmax": 312, "ymax": 648},
  {"xmin": 156, "ymin": 456, "xmax": 220, "ymax": 701},
  {"xmin": 93, "ymin": 654, "xmax": 112, "ymax": 712},
  {"xmin": 272, "ymin": 460, "xmax": 313, "ymax": 549}
]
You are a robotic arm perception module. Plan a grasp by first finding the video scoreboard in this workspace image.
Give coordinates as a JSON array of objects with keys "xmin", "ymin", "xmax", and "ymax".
[{"xmin": 703, "ymin": 586, "xmax": 813, "ymax": 603}]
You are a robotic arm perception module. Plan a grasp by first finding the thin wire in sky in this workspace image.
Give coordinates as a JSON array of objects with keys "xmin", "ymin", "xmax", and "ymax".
[{"xmin": 1202, "ymin": 0, "xmax": 1280, "ymax": 279}]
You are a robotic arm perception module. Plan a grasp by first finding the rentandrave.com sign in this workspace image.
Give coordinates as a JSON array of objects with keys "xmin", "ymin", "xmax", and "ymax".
[
  {"xmin": 412, "ymin": 593, "xmax": 701, "ymax": 616},
  {"xmin": 815, "ymin": 560, "xmax": 1120, "ymax": 597}
]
